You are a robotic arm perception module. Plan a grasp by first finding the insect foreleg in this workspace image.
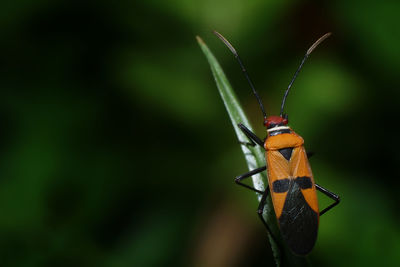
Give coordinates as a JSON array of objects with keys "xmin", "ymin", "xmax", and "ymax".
[{"xmin": 238, "ymin": 123, "xmax": 264, "ymax": 147}]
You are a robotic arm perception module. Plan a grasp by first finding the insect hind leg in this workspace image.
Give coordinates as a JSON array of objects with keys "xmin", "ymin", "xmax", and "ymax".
[
  {"xmin": 315, "ymin": 183, "xmax": 340, "ymax": 216},
  {"xmin": 257, "ymin": 186, "xmax": 279, "ymax": 245}
]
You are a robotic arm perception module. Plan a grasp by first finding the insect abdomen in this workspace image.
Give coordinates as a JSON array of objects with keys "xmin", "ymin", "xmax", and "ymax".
[{"xmin": 278, "ymin": 179, "xmax": 319, "ymax": 255}]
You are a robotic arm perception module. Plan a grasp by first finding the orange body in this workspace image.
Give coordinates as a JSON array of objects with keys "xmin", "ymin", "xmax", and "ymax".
[
  {"xmin": 264, "ymin": 130, "xmax": 319, "ymax": 220},
  {"xmin": 213, "ymin": 30, "xmax": 338, "ymax": 255}
]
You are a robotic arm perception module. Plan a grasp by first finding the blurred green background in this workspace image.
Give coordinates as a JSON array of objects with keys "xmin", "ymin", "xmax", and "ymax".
[{"xmin": 1, "ymin": 0, "xmax": 400, "ymax": 266}]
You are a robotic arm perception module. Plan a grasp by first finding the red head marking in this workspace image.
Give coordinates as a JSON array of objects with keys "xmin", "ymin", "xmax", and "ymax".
[{"xmin": 264, "ymin": 115, "xmax": 288, "ymax": 128}]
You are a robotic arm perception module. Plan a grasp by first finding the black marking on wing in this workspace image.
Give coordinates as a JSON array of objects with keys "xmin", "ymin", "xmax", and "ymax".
[
  {"xmin": 278, "ymin": 147, "xmax": 293, "ymax": 161},
  {"xmin": 278, "ymin": 180, "xmax": 318, "ymax": 255},
  {"xmin": 295, "ymin": 176, "xmax": 312, "ymax": 189},
  {"xmin": 272, "ymin": 179, "xmax": 290, "ymax": 193}
]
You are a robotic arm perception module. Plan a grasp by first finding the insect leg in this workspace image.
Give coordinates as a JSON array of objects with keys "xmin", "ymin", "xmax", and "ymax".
[
  {"xmin": 257, "ymin": 186, "xmax": 278, "ymax": 244},
  {"xmin": 235, "ymin": 166, "xmax": 266, "ymax": 194},
  {"xmin": 315, "ymin": 184, "xmax": 340, "ymax": 216},
  {"xmin": 238, "ymin": 123, "xmax": 264, "ymax": 148}
]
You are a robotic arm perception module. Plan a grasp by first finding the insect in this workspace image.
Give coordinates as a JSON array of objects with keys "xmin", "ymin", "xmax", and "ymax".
[{"xmin": 214, "ymin": 31, "xmax": 340, "ymax": 255}]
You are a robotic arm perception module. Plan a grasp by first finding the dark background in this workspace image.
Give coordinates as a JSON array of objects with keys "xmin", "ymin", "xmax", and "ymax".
[{"xmin": 1, "ymin": 0, "xmax": 399, "ymax": 266}]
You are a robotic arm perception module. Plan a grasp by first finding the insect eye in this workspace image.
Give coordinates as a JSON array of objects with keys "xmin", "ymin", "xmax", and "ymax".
[{"xmin": 282, "ymin": 114, "xmax": 289, "ymax": 124}]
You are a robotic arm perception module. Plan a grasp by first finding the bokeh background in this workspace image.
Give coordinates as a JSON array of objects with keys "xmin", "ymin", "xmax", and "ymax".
[{"xmin": 1, "ymin": 0, "xmax": 400, "ymax": 266}]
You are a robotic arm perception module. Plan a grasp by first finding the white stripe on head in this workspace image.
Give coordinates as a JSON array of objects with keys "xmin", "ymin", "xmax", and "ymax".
[{"xmin": 267, "ymin": 126, "xmax": 290, "ymax": 133}]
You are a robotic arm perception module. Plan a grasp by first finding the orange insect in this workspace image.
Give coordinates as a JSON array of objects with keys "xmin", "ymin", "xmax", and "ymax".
[{"xmin": 214, "ymin": 31, "xmax": 340, "ymax": 255}]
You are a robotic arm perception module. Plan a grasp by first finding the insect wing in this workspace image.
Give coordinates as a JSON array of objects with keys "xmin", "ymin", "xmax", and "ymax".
[
  {"xmin": 267, "ymin": 146, "xmax": 319, "ymax": 255},
  {"xmin": 282, "ymin": 147, "xmax": 319, "ymax": 255}
]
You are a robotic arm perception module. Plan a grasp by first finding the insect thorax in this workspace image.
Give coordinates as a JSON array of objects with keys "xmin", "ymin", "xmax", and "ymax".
[{"xmin": 264, "ymin": 128, "xmax": 304, "ymax": 151}]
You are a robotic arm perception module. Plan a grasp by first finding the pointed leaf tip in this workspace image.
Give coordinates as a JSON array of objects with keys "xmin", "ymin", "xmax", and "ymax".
[{"xmin": 196, "ymin": 36, "xmax": 204, "ymax": 45}]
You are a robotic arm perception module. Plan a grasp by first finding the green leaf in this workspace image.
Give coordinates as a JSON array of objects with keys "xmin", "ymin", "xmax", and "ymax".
[{"xmin": 197, "ymin": 35, "xmax": 310, "ymax": 267}]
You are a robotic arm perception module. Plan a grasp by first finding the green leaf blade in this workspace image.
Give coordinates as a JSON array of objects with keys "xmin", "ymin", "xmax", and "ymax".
[
  {"xmin": 197, "ymin": 35, "xmax": 281, "ymax": 264},
  {"xmin": 196, "ymin": 36, "xmax": 266, "ymax": 193}
]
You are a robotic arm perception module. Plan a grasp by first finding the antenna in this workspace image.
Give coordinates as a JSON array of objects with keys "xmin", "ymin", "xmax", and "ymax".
[
  {"xmin": 213, "ymin": 31, "xmax": 267, "ymax": 120},
  {"xmin": 280, "ymin": 32, "xmax": 332, "ymax": 116}
]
